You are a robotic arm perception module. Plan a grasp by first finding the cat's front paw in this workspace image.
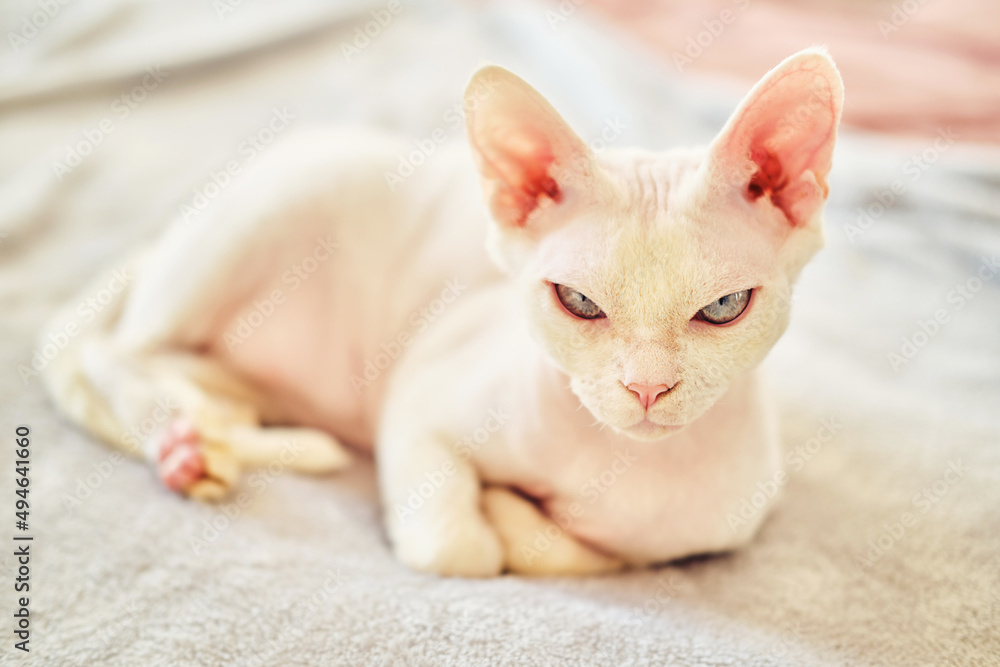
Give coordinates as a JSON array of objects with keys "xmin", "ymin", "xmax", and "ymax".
[
  {"xmin": 157, "ymin": 418, "xmax": 239, "ymax": 501},
  {"xmin": 483, "ymin": 487, "xmax": 626, "ymax": 576},
  {"xmin": 391, "ymin": 509, "xmax": 504, "ymax": 577}
]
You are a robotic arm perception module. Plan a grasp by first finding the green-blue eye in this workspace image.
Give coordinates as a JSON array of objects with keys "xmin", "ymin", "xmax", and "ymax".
[
  {"xmin": 698, "ymin": 290, "xmax": 752, "ymax": 324},
  {"xmin": 555, "ymin": 284, "xmax": 606, "ymax": 320}
]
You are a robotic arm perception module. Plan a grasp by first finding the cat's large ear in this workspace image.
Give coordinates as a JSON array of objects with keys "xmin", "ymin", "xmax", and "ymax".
[
  {"xmin": 707, "ymin": 48, "xmax": 844, "ymax": 229},
  {"xmin": 464, "ymin": 66, "xmax": 593, "ymax": 229}
]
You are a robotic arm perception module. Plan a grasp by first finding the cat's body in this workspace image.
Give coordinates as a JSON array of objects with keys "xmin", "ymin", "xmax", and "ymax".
[
  {"xmin": 41, "ymin": 50, "xmax": 842, "ymax": 575},
  {"xmin": 181, "ymin": 129, "xmax": 497, "ymax": 451}
]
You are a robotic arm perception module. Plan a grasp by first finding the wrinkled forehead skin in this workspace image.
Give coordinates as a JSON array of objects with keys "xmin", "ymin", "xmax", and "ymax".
[{"xmin": 526, "ymin": 148, "xmax": 794, "ymax": 333}]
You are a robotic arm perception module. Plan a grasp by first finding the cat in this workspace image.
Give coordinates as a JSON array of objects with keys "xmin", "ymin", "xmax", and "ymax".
[{"xmin": 40, "ymin": 48, "xmax": 843, "ymax": 576}]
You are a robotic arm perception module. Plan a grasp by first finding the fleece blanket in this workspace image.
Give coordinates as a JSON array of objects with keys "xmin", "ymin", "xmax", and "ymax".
[{"xmin": 1, "ymin": 1, "xmax": 998, "ymax": 665}]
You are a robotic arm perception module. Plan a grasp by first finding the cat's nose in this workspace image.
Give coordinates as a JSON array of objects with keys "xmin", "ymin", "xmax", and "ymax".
[{"xmin": 626, "ymin": 383, "xmax": 672, "ymax": 410}]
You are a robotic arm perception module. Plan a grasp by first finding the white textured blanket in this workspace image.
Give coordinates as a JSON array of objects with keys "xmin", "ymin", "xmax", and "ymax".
[{"xmin": 1, "ymin": 1, "xmax": 998, "ymax": 665}]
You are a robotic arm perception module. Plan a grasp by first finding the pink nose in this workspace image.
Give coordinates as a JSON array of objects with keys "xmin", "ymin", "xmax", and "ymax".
[{"xmin": 626, "ymin": 383, "xmax": 671, "ymax": 410}]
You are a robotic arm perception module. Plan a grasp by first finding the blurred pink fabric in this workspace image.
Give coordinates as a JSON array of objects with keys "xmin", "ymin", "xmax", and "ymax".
[{"xmin": 586, "ymin": 0, "xmax": 1000, "ymax": 144}]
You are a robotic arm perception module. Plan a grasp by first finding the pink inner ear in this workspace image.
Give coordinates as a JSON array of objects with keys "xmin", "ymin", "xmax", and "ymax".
[
  {"xmin": 505, "ymin": 147, "xmax": 562, "ymax": 228},
  {"xmin": 746, "ymin": 145, "xmax": 818, "ymax": 228},
  {"xmin": 746, "ymin": 147, "xmax": 786, "ymax": 202},
  {"xmin": 465, "ymin": 67, "xmax": 589, "ymax": 230},
  {"xmin": 713, "ymin": 52, "xmax": 843, "ymax": 227},
  {"xmin": 475, "ymin": 130, "xmax": 564, "ymax": 228},
  {"xmin": 518, "ymin": 173, "xmax": 562, "ymax": 227}
]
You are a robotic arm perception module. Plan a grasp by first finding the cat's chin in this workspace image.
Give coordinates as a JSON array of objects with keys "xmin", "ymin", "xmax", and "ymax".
[{"xmin": 618, "ymin": 418, "xmax": 685, "ymax": 442}]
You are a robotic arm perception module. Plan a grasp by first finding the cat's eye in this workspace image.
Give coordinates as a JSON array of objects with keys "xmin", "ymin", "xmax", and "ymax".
[
  {"xmin": 698, "ymin": 289, "xmax": 752, "ymax": 325},
  {"xmin": 554, "ymin": 284, "xmax": 606, "ymax": 320}
]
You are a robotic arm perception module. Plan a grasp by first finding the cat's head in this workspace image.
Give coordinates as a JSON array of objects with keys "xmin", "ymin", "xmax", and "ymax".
[{"xmin": 464, "ymin": 49, "xmax": 843, "ymax": 441}]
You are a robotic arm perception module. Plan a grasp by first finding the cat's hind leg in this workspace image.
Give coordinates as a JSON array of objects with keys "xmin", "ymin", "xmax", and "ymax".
[
  {"xmin": 54, "ymin": 335, "xmax": 352, "ymax": 500},
  {"xmin": 41, "ymin": 230, "xmax": 351, "ymax": 500}
]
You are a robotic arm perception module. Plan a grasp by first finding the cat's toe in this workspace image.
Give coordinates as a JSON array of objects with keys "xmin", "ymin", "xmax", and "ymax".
[
  {"xmin": 482, "ymin": 487, "xmax": 626, "ymax": 575},
  {"xmin": 156, "ymin": 418, "xmax": 238, "ymax": 500},
  {"xmin": 158, "ymin": 419, "xmax": 204, "ymax": 491}
]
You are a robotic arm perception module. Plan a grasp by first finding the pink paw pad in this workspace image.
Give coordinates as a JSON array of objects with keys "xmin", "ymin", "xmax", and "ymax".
[{"xmin": 157, "ymin": 419, "xmax": 206, "ymax": 492}]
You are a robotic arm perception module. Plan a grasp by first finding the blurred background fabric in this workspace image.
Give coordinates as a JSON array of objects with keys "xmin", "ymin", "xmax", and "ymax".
[
  {"xmin": 0, "ymin": 0, "xmax": 998, "ymax": 665},
  {"xmin": 589, "ymin": 0, "xmax": 1000, "ymax": 143}
]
